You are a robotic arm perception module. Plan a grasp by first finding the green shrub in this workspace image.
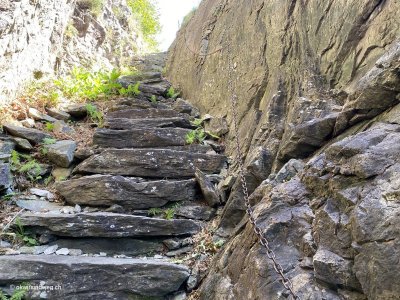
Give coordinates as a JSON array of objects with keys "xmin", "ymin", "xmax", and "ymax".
[{"xmin": 54, "ymin": 68, "xmax": 122, "ymax": 101}]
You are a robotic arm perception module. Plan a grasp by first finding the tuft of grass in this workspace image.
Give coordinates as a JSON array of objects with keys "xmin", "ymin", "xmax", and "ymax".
[{"xmin": 150, "ymin": 95, "xmax": 157, "ymax": 103}]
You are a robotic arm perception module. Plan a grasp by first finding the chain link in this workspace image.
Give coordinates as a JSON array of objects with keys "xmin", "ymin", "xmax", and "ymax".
[{"xmin": 226, "ymin": 45, "xmax": 300, "ymax": 300}]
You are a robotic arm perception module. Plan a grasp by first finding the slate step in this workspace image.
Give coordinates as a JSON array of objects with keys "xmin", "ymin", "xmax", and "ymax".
[
  {"xmin": 47, "ymin": 237, "xmax": 165, "ymax": 257},
  {"xmin": 56, "ymin": 175, "xmax": 198, "ymax": 209},
  {"xmin": 74, "ymin": 149, "xmax": 226, "ymax": 178},
  {"xmin": 93, "ymin": 128, "xmax": 191, "ymax": 148},
  {"xmin": 105, "ymin": 117, "xmax": 193, "ymax": 129},
  {"xmin": 107, "ymin": 108, "xmax": 184, "ymax": 119},
  {"xmin": 20, "ymin": 212, "xmax": 201, "ymax": 237},
  {"xmin": 0, "ymin": 255, "xmax": 189, "ymax": 299}
]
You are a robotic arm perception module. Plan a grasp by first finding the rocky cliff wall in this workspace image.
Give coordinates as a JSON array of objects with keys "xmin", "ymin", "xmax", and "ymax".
[
  {"xmin": 167, "ymin": 0, "xmax": 400, "ymax": 299},
  {"xmin": 0, "ymin": 0, "xmax": 145, "ymax": 104}
]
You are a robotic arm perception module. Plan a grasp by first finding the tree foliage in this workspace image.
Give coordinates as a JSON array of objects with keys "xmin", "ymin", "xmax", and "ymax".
[{"xmin": 127, "ymin": 0, "xmax": 161, "ymax": 50}]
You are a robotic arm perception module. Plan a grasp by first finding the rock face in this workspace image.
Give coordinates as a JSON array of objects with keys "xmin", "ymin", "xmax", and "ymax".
[
  {"xmin": 74, "ymin": 149, "xmax": 226, "ymax": 178},
  {"xmin": 0, "ymin": 255, "xmax": 189, "ymax": 298},
  {"xmin": 0, "ymin": 0, "xmax": 146, "ymax": 103},
  {"xmin": 56, "ymin": 175, "xmax": 198, "ymax": 209},
  {"xmin": 167, "ymin": 0, "xmax": 400, "ymax": 299}
]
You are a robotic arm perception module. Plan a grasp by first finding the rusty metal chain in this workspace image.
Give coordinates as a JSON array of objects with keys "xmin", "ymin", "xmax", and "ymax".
[{"xmin": 226, "ymin": 45, "xmax": 300, "ymax": 300}]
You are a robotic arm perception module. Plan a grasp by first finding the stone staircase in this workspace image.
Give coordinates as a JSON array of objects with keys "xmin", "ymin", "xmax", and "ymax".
[{"xmin": 0, "ymin": 63, "xmax": 227, "ymax": 299}]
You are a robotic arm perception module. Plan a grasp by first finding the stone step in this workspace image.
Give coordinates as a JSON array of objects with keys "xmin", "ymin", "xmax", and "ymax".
[
  {"xmin": 0, "ymin": 255, "xmax": 189, "ymax": 299},
  {"xmin": 20, "ymin": 212, "xmax": 201, "ymax": 237},
  {"xmin": 46, "ymin": 237, "xmax": 165, "ymax": 257},
  {"xmin": 105, "ymin": 117, "xmax": 193, "ymax": 129},
  {"xmin": 93, "ymin": 128, "xmax": 190, "ymax": 148},
  {"xmin": 74, "ymin": 149, "xmax": 226, "ymax": 178},
  {"xmin": 56, "ymin": 175, "xmax": 198, "ymax": 209},
  {"xmin": 107, "ymin": 108, "xmax": 184, "ymax": 119}
]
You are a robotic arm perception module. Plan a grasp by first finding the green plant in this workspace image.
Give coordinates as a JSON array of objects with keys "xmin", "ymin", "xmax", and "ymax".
[
  {"xmin": 185, "ymin": 128, "xmax": 206, "ymax": 144},
  {"xmin": 65, "ymin": 21, "xmax": 78, "ymax": 39},
  {"xmin": 118, "ymin": 82, "xmax": 141, "ymax": 97},
  {"xmin": 166, "ymin": 86, "xmax": 180, "ymax": 99},
  {"xmin": 191, "ymin": 118, "xmax": 203, "ymax": 127},
  {"xmin": 40, "ymin": 138, "xmax": 57, "ymax": 155},
  {"xmin": 150, "ymin": 95, "xmax": 157, "ymax": 103},
  {"xmin": 0, "ymin": 285, "xmax": 28, "ymax": 300},
  {"xmin": 44, "ymin": 175, "xmax": 53, "ymax": 186},
  {"xmin": 44, "ymin": 122, "xmax": 55, "ymax": 132},
  {"xmin": 10, "ymin": 151, "xmax": 43, "ymax": 182},
  {"xmin": 205, "ymin": 131, "xmax": 220, "ymax": 140},
  {"xmin": 148, "ymin": 207, "xmax": 163, "ymax": 217},
  {"xmin": 54, "ymin": 67, "xmax": 122, "ymax": 101},
  {"xmin": 0, "ymin": 192, "xmax": 18, "ymax": 201},
  {"xmin": 164, "ymin": 208, "xmax": 175, "ymax": 220},
  {"xmin": 127, "ymin": 0, "xmax": 161, "ymax": 50},
  {"xmin": 85, "ymin": 103, "xmax": 104, "ymax": 127},
  {"xmin": 14, "ymin": 218, "xmax": 38, "ymax": 246}
]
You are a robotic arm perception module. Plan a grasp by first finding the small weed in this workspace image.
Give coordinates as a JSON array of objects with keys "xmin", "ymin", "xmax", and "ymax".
[
  {"xmin": 0, "ymin": 193, "xmax": 18, "ymax": 201},
  {"xmin": 118, "ymin": 82, "xmax": 141, "ymax": 97},
  {"xmin": 150, "ymin": 95, "xmax": 157, "ymax": 103},
  {"xmin": 148, "ymin": 203, "xmax": 180, "ymax": 220},
  {"xmin": 14, "ymin": 218, "xmax": 38, "ymax": 246},
  {"xmin": 191, "ymin": 118, "xmax": 203, "ymax": 127},
  {"xmin": 44, "ymin": 122, "xmax": 55, "ymax": 132},
  {"xmin": 164, "ymin": 208, "xmax": 175, "ymax": 220},
  {"xmin": 0, "ymin": 284, "xmax": 28, "ymax": 300},
  {"xmin": 40, "ymin": 138, "xmax": 57, "ymax": 155},
  {"xmin": 166, "ymin": 86, "xmax": 180, "ymax": 99},
  {"xmin": 85, "ymin": 103, "xmax": 104, "ymax": 127},
  {"xmin": 10, "ymin": 150, "xmax": 43, "ymax": 182},
  {"xmin": 205, "ymin": 131, "xmax": 220, "ymax": 140},
  {"xmin": 185, "ymin": 128, "xmax": 206, "ymax": 144},
  {"xmin": 148, "ymin": 207, "xmax": 163, "ymax": 217},
  {"xmin": 44, "ymin": 175, "xmax": 53, "ymax": 186}
]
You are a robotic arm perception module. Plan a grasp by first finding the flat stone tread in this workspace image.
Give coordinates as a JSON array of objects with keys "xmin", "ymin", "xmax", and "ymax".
[
  {"xmin": 74, "ymin": 148, "xmax": 226, "ymax": 178},
  {"xmin": 107, "ymin": 108, "xmax": 185, "ymax": 119},
  {"xmin": 93, "ymin": 127, "xmax": 191, "ymax": 148},
  {"xmin": 56, "ymin": 175, "xmax": 198, "ymax": 209},
  {"xmin": 105, "ymin": 116, "xmax": 193, "ymax": 129},
  {"xmin": 0, "ymin": 255, "xmax": 189, "ymax": 298},
  {"xmin": 19, "ymin": 212, "xmax": 202, "ymax": 237}
]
